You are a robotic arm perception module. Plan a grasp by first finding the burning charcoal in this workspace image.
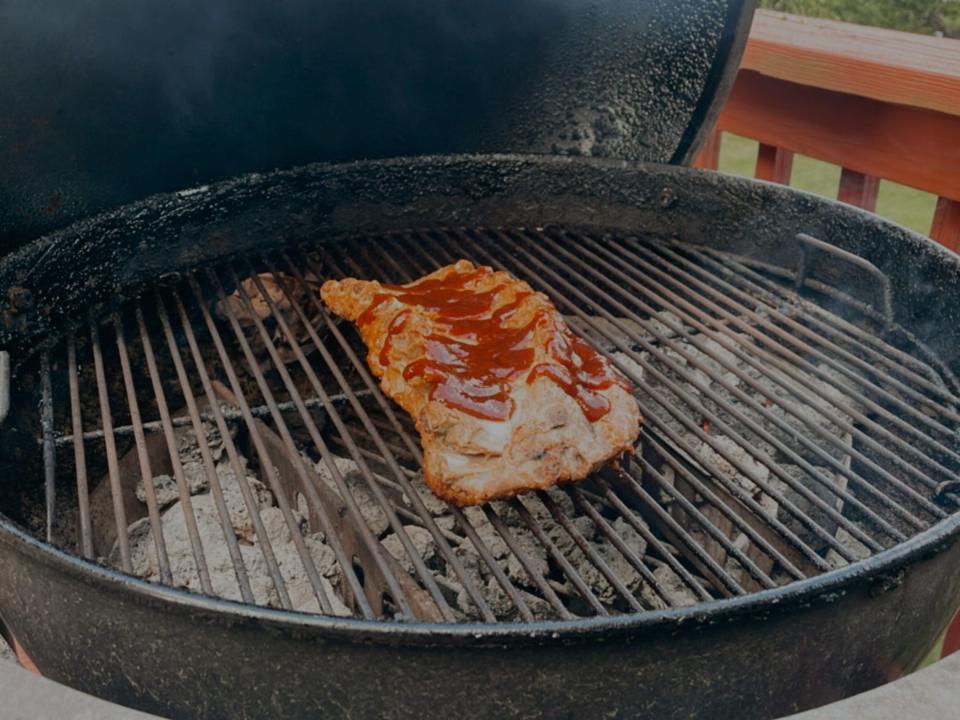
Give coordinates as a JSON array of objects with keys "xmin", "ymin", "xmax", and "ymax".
[
  {"xmin": 403, "ymin": 473, "xmax": 450, "ymax": 517},
  {"xmin": 305, "ymin": 535, "xmax": 343, "ymax": 586},
  {"xmin": 696, "ymin": 435, "xmax": 770, "ymax": 494},
  {"xmin": 438, "ymin": 544, "xmax": 485, "ymax": 616},
  {"xmin": 480, "ymin": 577, "xmax": 555, "ymax": 620},
  {"xmin": 316, "ymin": 456, "xmax": 391, "ymax": 537},
  {"xmin": 215, "ymin": 459, "xmax": 274, "ymax": 543},
  {"xmin": 259, "ymin": 507, "xmax": 298, "ymax": 545},
  {"xmin": 566, "ymin": 316, "xmax": 650, "ymax": 352},
  {"xmin": 381, "ymin": 526, "xmax": 439, "ymax": 574},
  {"xmin": 113, "ymin": 516, "xmax": 154, "ymax": 573},
  {"xmin": 610, "ymin": 517, "xmax": 648, "ymax": 559},
  {"xmin": 455, "ymin": 507, "xmax": 510, "ymax": 561},
  {"xmin": 120, "ymin": 494, "xmax": 276, "ymax": 604},
  {"xmin": 135, "ymin": 468, "xmax": 210, "ymax": 511},
  {"xmin": 772, "ymin": 463, "xmax": 847, "ymax": 548},
  {"xmin": 611, "ymin": 351, "xmax": 644, "ymax": 384},
  {"xmin": 176, "ymin": 421, "xmax": 224, "ymax": 462},
  {"xmin": 826, "ymin": 526, "xmax": 872, "ymax": 569},
  {"xmin": 645, "ymin": 310, "xmax": 687, "ymax": 342},
  {"xmin": 722, "ymin": 532, "xmax": 752, "ymax": 586},
  {"xmin": 274, "ymin": 538, "xmax": 350, "ymax": 617},
  {"xmin": 544, "ymin": 512, "xmax": 596, "ymax": 559},
  {"xmin": 640, "ymin": 563, "xmax": 699, "ymax": 608},
  {"xmin": 504, "ymin": 526, "xmax": 550, "ymax": 586}
]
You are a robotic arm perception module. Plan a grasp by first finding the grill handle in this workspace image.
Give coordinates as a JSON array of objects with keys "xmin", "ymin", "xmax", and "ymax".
[{"xmin": 795, "ymin": 233, "xmax": 894, "ymax": 331}]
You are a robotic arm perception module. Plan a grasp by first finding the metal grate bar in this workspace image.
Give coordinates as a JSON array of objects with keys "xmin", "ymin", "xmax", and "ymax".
[
  {"xmin": 113, "ymin": 313, "xmax": 174, "ymax": 585},
  {"xmin": 66, "ymin": 332, "xmax": 94, "ymax": 559},
  {"xmin": 628, "ymin": 237, "xmax": 960, "ymax": 489},
  {"xmin": 153, "ymin": 293, "xmax": 259, "ymax": 604},
  {"xmin": 535, "ymin": 229, "xmax": 941, "ymax": 527},
  {"xmin": 53, "ymin": 391, "xmax": 365, "ymax": 445},
  {"xmin": 40, "ymin": 351, "xmax": 56, "ymax": 544},
  {"xmin": 182, "ymin": 279, "xmax": 342, "ymax": 616},
  {"xmin": 135, "ymin": 303, "xmax": 215, "ymax": 595},
  {"xmin": 88, "ymin": 315, "xmax": 133, "ymax": 572}
]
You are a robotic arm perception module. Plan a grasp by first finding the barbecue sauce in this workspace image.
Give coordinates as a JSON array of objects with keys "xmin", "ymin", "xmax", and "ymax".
[{"xmin": 357, "ymin": 264, "xmax": 627, "ymax": 422}]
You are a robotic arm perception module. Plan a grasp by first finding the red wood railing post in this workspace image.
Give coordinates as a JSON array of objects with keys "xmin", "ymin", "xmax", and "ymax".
[
  {"xmin": 755, "ymin": 143, "xmax": 793, "ymax": 184},
  {"xmin": 693, "ymin": 130, "xmax": 723, "ymax": 170},
  {"xmin": 930, "ymin": 197, "xmax": 960, "ymax": 253},
  {"xmin": 837, "ymin": 168, "xmax": 880, "ymax": 211},
  {"xmin": 715, "ymin": 11, "xmax": 960, "ymax": 251}
]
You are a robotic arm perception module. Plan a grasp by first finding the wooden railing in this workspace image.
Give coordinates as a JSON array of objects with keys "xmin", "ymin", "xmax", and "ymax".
[{"xmin": 695, "ymin": 10, "xmax": 960, "ymax": 253}]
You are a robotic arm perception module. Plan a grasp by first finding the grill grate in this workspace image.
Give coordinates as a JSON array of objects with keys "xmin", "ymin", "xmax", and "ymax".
[{"xmin": 14, "ymin": 227, "xmax": 960, "ymax": 622}]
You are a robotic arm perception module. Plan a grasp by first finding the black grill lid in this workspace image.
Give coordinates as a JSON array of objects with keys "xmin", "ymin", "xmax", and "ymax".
[{"xmin": 0, "ymin": 0, "xmax": 754, "ymax": 254}]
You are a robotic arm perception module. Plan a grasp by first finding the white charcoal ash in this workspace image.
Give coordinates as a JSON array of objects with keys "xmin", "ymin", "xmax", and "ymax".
[
  {"xmin": 120, "ymin": 462, "xmax": 349, "ymax": 615},
  {"xmin": 560, "ymin": 518, "xmax": 651, "ymax": 606},
  {"xmin": 403, "ymin": 473, "xmax": 451, "ymax": 518},
  {"xmin": 565, "ymin": 311, "xmax": 691, "ymax": 354},
  {"xmin": 721, "ymin": 532, "xmax": 754, "ymax": 587},
  {"xmin": 696, "ymin": 435, "xmax": 771, "ymax": 498},
  {"xmin": 825, "ymin": 526, "xmax": 873, "ymax": 569},
  {"xmin": 380, "ymin": 525, "xmax": 440, "ymax": 575},
  {"xmin": 610, "ymin": 351, "xmax": 644, "ymax": 386},
  {"xmin": 135, "ymin": 461, "xmax": 209, "ymax": 511},
  {"xmin": 315, "ymin": 455, "xmax": 391, "ymax": 537},
  {"xmin": 640, "ymin": 562, "xmax": 700, "ymax": 609},
  {"xmin": 770, "ymin": 463, "xmax": 848, "ymax": 550}
]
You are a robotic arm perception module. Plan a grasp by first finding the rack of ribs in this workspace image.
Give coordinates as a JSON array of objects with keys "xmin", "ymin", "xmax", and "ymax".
[{"xmin": 320, "ymin": 259, "xmax": 641, "ymax": 506}]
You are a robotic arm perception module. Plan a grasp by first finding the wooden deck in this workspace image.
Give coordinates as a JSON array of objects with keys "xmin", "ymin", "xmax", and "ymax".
[{"xmin": 695, "ymin": 10, "xmax": 960, "ymax": 252}]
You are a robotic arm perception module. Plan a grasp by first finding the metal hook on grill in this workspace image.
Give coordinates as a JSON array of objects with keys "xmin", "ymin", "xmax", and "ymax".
[{"xmin": 795, "ymin": 233, "xmax": 895, "ymax": 333}]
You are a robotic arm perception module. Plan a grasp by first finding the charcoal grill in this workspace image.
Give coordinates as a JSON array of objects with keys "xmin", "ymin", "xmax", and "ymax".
[
  {"xmin": 2, "ymin": 1, "xmax": 960, "ymax": 718},
  {"xmin": 0, "ymin": 155, "xmax": 959, "ymax": 719}
]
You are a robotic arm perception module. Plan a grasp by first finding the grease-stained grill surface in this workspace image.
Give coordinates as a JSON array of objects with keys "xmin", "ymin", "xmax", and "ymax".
[{"xmin": 13, "ymin": 228, "xmax": 960, "ymax": 623}]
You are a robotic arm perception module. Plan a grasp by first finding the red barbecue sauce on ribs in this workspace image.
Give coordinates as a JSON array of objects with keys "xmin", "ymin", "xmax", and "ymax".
[{"xmin": 356, "ymin": 265, "xmax": 627, "ymax": 422}]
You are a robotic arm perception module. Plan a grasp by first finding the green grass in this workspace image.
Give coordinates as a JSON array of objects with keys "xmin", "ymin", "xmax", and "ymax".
[{"xmin": 717, "ymin": 134, "xmax": 937, "ymax": 236}]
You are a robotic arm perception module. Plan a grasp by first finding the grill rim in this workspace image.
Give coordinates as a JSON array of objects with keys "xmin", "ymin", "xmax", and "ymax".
[{"xmin": 2, "ymin": 153, "xmax": 960, "ymax": 642}]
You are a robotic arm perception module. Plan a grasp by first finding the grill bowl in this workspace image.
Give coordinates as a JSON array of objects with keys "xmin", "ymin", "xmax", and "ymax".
[{"xmin": 1, "ymin": 154, "xmax": 959, "ymax": 719}]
